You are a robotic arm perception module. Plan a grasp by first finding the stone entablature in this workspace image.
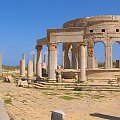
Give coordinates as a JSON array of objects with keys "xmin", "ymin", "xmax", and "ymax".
[{"xmin": 63, "ymin": 15, "xmax": 120, "ymax": 28}]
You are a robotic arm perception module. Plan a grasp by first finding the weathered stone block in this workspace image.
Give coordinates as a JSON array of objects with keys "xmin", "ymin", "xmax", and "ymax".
[{"xmin": 51, "ymin": 110, "xmax": 65, "ymax": 120}]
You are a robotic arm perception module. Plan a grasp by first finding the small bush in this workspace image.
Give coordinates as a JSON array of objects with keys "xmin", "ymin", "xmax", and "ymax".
[
  {"xmin": 59, "ymin": 95, "xmax": 75, "ymax": 100},
  {"xmin": 4, "ymin": 97, "xmax": 12, "ymax": 104}
]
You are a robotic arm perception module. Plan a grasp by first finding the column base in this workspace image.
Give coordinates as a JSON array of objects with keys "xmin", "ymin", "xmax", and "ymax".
[
  {"xmin": 36, "ymin": 75, "xmax": 42, "ymax": 79},
  {"xmin": 19, "ymin": 75, "xmax": 25, "ymax": 78},
  {"xmin": 48, "ymin": 79, "xmax": 57, "ymax": 83},
  {"xmin": 79, "ymin": 79, "xmax": 86, "ymax": 83}
]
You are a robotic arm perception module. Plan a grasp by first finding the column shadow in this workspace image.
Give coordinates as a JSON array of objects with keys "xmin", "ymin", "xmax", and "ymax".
[{"xmin": 90, "ymin": 113, "xmax": 120, "ymax": 120}]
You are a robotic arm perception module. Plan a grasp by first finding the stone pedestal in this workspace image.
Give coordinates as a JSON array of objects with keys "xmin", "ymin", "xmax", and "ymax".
[
  {"xmin": 48, "ymin": 43, "xmax": 57, "ymax": 81},
  {"xmin": 27, "ymin": 60, "xmax": 33, "ymax": 78},
  {"xmin": 36, "ymin": 45, "xmax": 42, "ymax": 78}
]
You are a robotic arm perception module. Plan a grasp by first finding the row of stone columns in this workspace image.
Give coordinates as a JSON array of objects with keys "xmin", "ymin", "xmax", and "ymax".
[{"xmin": 20, "ymin": 54, "xmax": 37, "ymax": 78}]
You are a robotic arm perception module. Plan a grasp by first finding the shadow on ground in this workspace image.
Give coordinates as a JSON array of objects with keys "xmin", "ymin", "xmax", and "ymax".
[{"xmin": 90, "ymin": 113, "xmax": 120, "ymax": 120}]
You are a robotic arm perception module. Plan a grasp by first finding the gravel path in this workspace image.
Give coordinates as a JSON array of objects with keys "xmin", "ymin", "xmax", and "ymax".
[{"xmin": 0, "ymin": 82, "xmax": 120, "ymax": 120}]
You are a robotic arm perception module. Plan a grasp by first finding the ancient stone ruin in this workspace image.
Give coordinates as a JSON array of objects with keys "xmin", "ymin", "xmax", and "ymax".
[
  {"xmin": 35, "ymin": 15, "xmax": 120, "ymax": 84},
  {"xmin": 20, "ymin": 15, "xmax": 120, "ymax": 90}
]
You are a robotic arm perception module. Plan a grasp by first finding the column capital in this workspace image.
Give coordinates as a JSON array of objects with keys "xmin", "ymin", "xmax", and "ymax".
[
  {"xmin": 78, "ymin": 42, "xmax": 87, "ymax": 47},
  {"xmin": 36, "ymin": 45, "xmax": 42, "ymax": 50},
  {"xmin": 48, "ymin": 43, "xmax": 57, "ymax": 51}
]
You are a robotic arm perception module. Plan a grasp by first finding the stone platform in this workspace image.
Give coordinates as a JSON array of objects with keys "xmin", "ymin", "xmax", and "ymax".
[{"xmin": 33, "ymin": 80, "xmax": 120, "ymax": 91}]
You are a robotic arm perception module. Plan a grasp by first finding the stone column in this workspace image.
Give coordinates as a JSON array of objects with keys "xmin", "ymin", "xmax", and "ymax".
[
  {"xmin": 22, "ymin": 54, "xmax": 25, "ymax": 60},
  {"xmin": 115, "ymin": 60, "xmax": 120, "ymax": 68},
  {"xmin": 43, "ymin": 54, "xmax": 47, "ymax": 67},
  {"xmin": 36, "ymin": 45, "xmax": 42, "ymax": 78},
  {"xmin": 48, "ymin": 43, "xmax": 57, "ymax": 81},
  {"xmin": 95, "ymin": 58, "xmax": 98, "ymax": 68},
  {"xmin": 20, "ymin": 59, "xmax": 25, "ymax": 77},
  {"xmin": 42, "ymin": 54, "xmax": 47, "ymax": 75},
  {"xmin": 62, "ymin": 45, "xmax": 65, "ymax": 68},
  {"xmin": 33, "ymin": 54, "xmax": 36, "ymax": 76},
  {"xmin": 27, "ymin": 60, "xmax": 33, "ymax": 78},
  {"xmin": 72, "ymin": 43, "xmax": 78, "ymax": 69},
  {"xmin": 20, "ymin": 54, "xmax": 25, "ymax": 77},
  {"xmin": 78, "ymin": 47, "xmax": 81, "ymax": 69},
  {"xmin": 79, "ymin": 42, "xmax": 86, "ymax": 82},
  {"xmin": 85, "ymin": 46, "xmax": 87, "ymax": 68},
  {"xmin": 64, "ymin": 43, "xmax": 71, "ymax": 69},
  {"xmin": 0, "ymin": 53, "xmax": 2, "ymax": 73},
  {"xmin": 105, "ymin": 45, "xmax": 112, "ymax": 69}
]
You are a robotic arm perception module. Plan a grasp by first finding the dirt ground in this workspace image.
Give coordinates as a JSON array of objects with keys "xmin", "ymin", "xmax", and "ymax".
[{"xmin": 0, "ymin": 81, "xmax": 120, "ymax": 120}]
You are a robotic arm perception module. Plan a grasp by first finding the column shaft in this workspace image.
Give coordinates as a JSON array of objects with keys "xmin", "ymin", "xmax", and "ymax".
[
  {"xmin": 48, "ymin": 43, "xmax": 57, "ymax": 81},
  {"xmin": 79, "ymin": 43, "xmax": 86, "ymax": 82},
  {"xmin": 36, "ymin": 45, "xmax": 42, "ymax": 78},
  {"xmin": 20, "ymin": 59, "xmax": 25, "ymax": 77},
  {"xmin": 72, "ymin": 47, "xmax": 78, "ymax": 69},
  {"xmin": 33, "ymin": 54, "xmax": 37, "ymax": 75},
  {"xmin": 105, "ymin": 46, "xmax": 112, "ymax": 69},
  {"xmin": 27, "ymin": 60, "xmax": 33, "ymax": 78},
  {"xmin": 64, "ymin": 44, "xmax": 71, "ymax": 69}
]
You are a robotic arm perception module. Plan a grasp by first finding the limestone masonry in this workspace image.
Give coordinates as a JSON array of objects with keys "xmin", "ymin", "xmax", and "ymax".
[{"xmin": 28, "ymin": 15, "xmax": 120, "ymax": 84}]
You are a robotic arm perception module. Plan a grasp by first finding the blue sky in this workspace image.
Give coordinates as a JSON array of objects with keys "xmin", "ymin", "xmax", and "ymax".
[{"xmin": 0, "ymin": 0, "xmax": 120, "ymax": 65}]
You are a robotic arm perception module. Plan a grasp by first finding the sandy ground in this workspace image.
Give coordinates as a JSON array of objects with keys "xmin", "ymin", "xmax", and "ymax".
[{"xmin": 0, "ymin": 81, "xmax": 120, "ymax": 120}]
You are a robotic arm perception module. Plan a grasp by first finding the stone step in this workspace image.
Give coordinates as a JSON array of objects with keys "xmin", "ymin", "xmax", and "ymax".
[
  {"xmin": 33, "ymin": 85, "xmax": 75, "ymax": 90},
  {"xmin": 34, "ymin": 82, "xmax": 120, "ymax": 87},
  {"xmin": 88, "ymin": 77, "xmax": 117, "ymax": 80},
  {"xmin": 33, "ymin": 85, "xmax": 120, "ymax": 91},
  {"xmin": 33, "ymin": 83, "xmax": 120, "ymax": 91}
]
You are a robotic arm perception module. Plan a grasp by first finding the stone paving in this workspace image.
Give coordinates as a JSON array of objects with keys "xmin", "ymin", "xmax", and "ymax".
[{"xmin": 0, "ymin": 82, "xmax": 120, "ymax": 120}]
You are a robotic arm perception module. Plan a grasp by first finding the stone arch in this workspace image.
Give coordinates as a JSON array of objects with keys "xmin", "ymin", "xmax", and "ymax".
[
  {"xmin": 112, "ymin": 41, "xmax": 120, "ymax": 68},
  {"xmin": 94, "ymin": 41, "xmax": 105, "ymax": 68}
]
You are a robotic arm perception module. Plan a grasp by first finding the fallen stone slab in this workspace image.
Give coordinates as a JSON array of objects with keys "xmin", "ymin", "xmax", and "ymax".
[{"xmin": 0, "ymin": 98, "xmax": 10, "ymax": 120}]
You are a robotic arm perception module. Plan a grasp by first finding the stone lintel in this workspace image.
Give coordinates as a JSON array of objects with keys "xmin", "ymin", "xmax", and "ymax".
[
  {"xmin": 47, "ymin": 27, "xmax": 84, "ymax": 34},
  {"xmin": 47, "ymin": 28, "xmax": 84, "ymax": 43},
  {"xmin": 37, "ymin": 37, "xmax": 48, "ymax": 46}
]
